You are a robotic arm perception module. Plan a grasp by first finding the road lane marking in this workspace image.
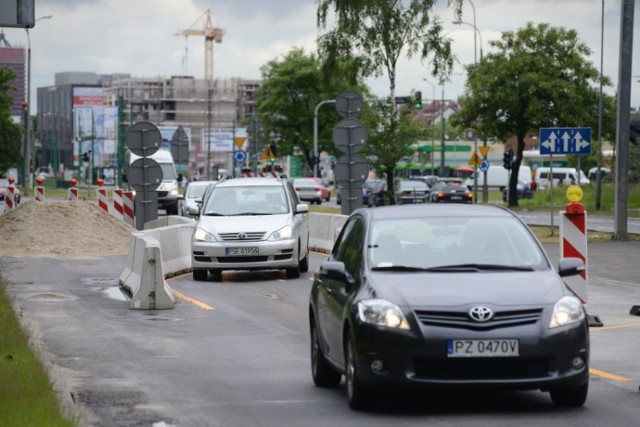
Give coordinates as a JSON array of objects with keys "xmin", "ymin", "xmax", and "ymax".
[
  {"xmin": 589, "ymin": 368, "xmax": 631, "ymax": 382},
  {"xmin": 590, "ymin": 321, "xmax": 640, "ymax": 332},
  {"xmin": 173, "ymin": 290, "xmax": 215, "ymax": 311}
]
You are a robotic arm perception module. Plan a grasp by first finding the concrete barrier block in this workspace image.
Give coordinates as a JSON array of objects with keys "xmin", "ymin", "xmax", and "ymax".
[
  {"xmin": 309, "ymin": 213, "xmax": 347, "ymax": 253},
  {"xmin": 143, "ymin": 222, "xmax": 195, "ymax": 278},
  {"xmin": 119, "ymin": 232, "xmax": 175, "ymax": 310},
  {"xmin": 144, "ymin": 215, "xmax": 194, "ymax": 230}
]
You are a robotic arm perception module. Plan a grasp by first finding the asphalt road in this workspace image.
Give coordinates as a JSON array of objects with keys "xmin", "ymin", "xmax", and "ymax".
[{"xmin": 2, "ymin": 240, "xmax": 640, "ymax": 427}]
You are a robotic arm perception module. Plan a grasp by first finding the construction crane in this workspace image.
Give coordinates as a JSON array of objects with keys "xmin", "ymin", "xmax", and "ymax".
[{"xmin": 176, "ymin": 8, "xmax": 225, "ymax": 84}]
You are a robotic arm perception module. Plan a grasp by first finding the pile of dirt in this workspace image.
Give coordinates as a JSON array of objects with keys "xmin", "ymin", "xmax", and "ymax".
[{"xmin": 0, "ymin": 201, "xmax": 134, "ymax": 258}]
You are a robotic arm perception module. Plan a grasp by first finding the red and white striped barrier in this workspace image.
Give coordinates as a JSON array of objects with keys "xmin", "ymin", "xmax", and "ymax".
[
  {"xmin": 243, "ymin": 172, "xmax": 281, "ymax": 178},
  {"xmin": 68, "ymin": 187, "xmax": 78, "ymax": 202},
  {"xmin": 97, "ymin": 187, "xmax": 109, "ymax": 213},
  {"xmin": 35, "ymin": 186, "xmax": 45, "ymax": 201},
  {"xmin": 35, "ymin": 176, "xmax": 45, "ymax": 202},
  {"xmin": 68, "ymin": 178, "xmax": 78, "ymax": 202},
  {"xmin": 3, "ymin": 183, "xmax": 16, "ymax": 211},
  {"xmin": 123, "ymin": 190, "xmax": 135, "ymax": 227},
  {"xmin": 559, "ymin": 202, "xmax": 588, "ymax": 304},
  {"xmin": 112, "ymin": 188, "xmax": 124, "ymax": 221}
]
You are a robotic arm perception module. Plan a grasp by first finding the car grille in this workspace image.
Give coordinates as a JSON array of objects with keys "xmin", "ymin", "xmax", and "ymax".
[
  {"xmin": 157, "ymin": 191, "xmax": 169, "ymax": 197},
  {"xmin": 219, "ymin": 232, "xmax": 266, "ymax": 241},
  {"xmin": 414, "ymin": 357, "xmax": 550, "ymax": 380},
  {"xmin": 415, "ymin": 308, "xmax": 543, "ymax": 330}
]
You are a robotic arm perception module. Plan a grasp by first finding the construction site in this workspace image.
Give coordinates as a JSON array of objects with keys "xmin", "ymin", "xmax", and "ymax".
[{"xmin": 32, "ymin": 8, "xmax": 264, "ymax": 181}]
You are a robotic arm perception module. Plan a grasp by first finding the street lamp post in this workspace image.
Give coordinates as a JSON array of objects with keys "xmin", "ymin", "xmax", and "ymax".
[
  {"xmin": 24, "ymin": 14, "xmax": 52, "ymax": 197},
  {"xmin": 313, "ymin": 99, "xmax": 336, "ymax": 178},
  {"xmin": 422, "ymin": 78, "xmax": 436, "ymax": 174}
]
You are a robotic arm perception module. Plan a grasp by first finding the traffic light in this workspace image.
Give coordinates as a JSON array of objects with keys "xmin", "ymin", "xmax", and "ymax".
[
  {"xmin": 414, "ymin": 91, "xmax": 422, "ymax": 110},
  {"xmin": 82, "ymin": 151, "xmax": 91, "ymax": 162},
  {"xmin": 269, "ymin": 143, "xmax": 277, "ymax": 162},
  {"xmin": 503, "ymin": 149, "xmax": 513, "ymax": 170}
]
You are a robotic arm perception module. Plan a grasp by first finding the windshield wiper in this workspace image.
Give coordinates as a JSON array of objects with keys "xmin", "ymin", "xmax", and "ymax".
[
  {"xmin": 424, "ymin": 264, "xmax": 535, "ymax": 272},
  {"xmin": 204, "ymin": 212, "xmax": 225, "ymax": 216},
  {"xmin": 371, "ymin": 266, "xmax": 428, "ymax": 272},
  {"xmin": 229, "ymin": 212, "xmax": 272, "ymax": 216}
]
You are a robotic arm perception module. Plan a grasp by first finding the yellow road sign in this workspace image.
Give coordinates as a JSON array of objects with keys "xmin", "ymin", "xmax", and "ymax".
[
  {"xmin": 479, "ymin": 146, "xmax": 490, "ymax": 158},
  {"xmin": 234, "ymin": 137, "xmax": 247, "ymax": 149},
  {"xmin": 468, "ymin": 152, "xmax": 482, "ymax": 166}
]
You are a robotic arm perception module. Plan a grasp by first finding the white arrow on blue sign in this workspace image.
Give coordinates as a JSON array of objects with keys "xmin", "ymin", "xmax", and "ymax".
[
  {"xmin": 539, "ymin": 127, "xmax": 591, "ymax": 155},
  {"xmin": 234, "ymin": 150, "xmax": 247, "ymax": 164}
]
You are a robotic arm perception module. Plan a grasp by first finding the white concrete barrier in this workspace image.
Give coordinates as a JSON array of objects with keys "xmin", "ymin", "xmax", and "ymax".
[
  {"xmin": 143, "ymin": 221, "xmax": 195, "ymax": 278},
  {"xmin": 308, "ymin": 213, "xmax": 348, "ymax": 253},
  {"xmin": 119, "ymin": 232, "xmax": 175, "ymax": 310}
]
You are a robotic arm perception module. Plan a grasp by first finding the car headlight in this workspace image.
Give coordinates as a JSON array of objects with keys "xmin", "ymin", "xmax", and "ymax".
[
  {"xmin": 268, "ymin": 225, "xmax": 293, "ymax": 241},
  {"xmin": 357, "ymin": 299, "xmax": 410, "ymax": 330},
  {"xmin": 549, "ymin": 296, "xmax": 585, "ymax": 328},
  {"xmin": 170, "ymin": 189, "xmax": 179, "ymax": 196},
  {"xmin": 193, "ymin": 227, "xmax": 217, "ymax": 242}
]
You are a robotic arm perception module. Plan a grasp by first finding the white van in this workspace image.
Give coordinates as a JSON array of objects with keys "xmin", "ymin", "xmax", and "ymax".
[
  {"xmin": 125, "ymin": 149, "xmax": 180, "ymax": 215},
  {"xmin": 464, "ymin": 165, "xmax": 532, "ymax": 191},
  {"xmin": 535, "ymin": 167, "xmax": 589, "ymax": 188}
]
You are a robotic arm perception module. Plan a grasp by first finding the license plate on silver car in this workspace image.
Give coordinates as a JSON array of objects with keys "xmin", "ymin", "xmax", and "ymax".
[
  {"xmin": 225, "ymin": 247, "xmax": 259, "ymax": 256},
  {"xmin": 447, "ymin": 339, "xmax": 519, "ymax": 357}
]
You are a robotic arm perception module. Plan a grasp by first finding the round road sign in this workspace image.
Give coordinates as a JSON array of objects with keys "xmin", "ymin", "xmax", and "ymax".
[
  {"xmin": 335, "ymin": 91, "xmax": 363, "ymax": 118},
  {"xmin": 333, "ymin": 118, "xmax": 367, "ymax": 154},
  {"xmin": 479, "ymin": 159, "xmax": 489, "ymax": 172},
  {"xmin": 127, "ymin": 158, "xmax": 163, "ymax": 193},
  {"xmin": 125, "ymin": 121, "xmax": 162, "ymax": 157},
  {"xmin": 234, "ymin": 150, "xmax": 247, "ymax": 164},
  {"xmin": 334, "ymin": 154, "xmax": 369, "ymax": 188}
]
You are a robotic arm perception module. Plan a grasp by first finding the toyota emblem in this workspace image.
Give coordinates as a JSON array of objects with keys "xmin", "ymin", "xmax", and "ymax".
[
  {"xmin": 237, "ymin": 233, "xmax": 247, "ymax": 240},
  {"xmin": 469, "ymin": 306, "xmax": 493, "ymax": 322}
]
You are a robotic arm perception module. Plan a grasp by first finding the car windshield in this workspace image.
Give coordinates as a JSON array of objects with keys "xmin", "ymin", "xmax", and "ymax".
[
  {"xmin": 159, "ymin": 163, "xmax": 177, "ymax": 180},
  {"xmin": 186, "ymin": 184, "xmax": 209, "ymax": 199},
  {"xmin": 400, "ymin": 181, "xmax": 428, "ymax": 190},
  {"xmin": 368, "ymin": 216, "xmax": 547, "ymax": 271},
  {"xmin": 203, "ymin": 185, "xmax": 289, "ymax": 216}
]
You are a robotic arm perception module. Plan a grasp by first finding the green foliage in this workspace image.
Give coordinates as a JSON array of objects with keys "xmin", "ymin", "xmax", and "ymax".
[
  {"xmin": 455, "ymin": 23, "xmax": 610, "ymax": 207},
  {"xmin": 316, "ymin": 0, "xmax": 463, "ymax": 99},
  {"xmin": 0, "ymin": 281, "xmax": 76, "ymax": 426},
  {"xmin": 360, "ymin": 98, "xmax": 424, "ymax": 203},
  {"xmin": 0, "ymin": 67, "xmax": 23, "ymax": 172},
  {"xmin": 255, "ymin": 48, "xmax": 366, "ymax": 172}
]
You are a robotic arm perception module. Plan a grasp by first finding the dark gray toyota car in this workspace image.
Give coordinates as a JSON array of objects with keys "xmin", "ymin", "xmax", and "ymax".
[{"xmin": 309, "ymin": 204, "xmax": 589, "ymax": 410}]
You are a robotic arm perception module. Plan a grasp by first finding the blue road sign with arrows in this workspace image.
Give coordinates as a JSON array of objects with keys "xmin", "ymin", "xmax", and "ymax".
[{"xmin": 539, "ymin": 127, "xmax": 591, "ymax": 155}]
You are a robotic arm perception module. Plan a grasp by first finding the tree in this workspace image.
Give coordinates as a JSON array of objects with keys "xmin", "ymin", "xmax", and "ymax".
[
  {"xmin": 455, "ymin": 23, "xmax": 611, "ymax": 207},
  {"xmin": 0, "ymin": 67, "xmax": 23, "ymax": 173},
  {"xmin": 255, "ymin": 48, "xmax": 366, "ymax": 173},
  {"xmin": 360, "ymin": 98, "xmax": 424, "ymax": 203},
  {"xmin": 316, "ymin": 0, "xmax": 462, "ymax": 195}
]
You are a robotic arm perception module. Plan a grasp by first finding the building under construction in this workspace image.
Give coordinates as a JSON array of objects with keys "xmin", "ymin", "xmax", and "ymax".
[{"xmin": 37, "ymin": 71, "xmax": 261, "ymax": 180}]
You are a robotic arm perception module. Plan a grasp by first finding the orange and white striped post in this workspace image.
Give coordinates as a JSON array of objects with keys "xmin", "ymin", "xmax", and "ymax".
[
  {"xmin": 3, "ymin": 176, "xmax": 16, "ymax": 212},
  {"xmin": 68, "ymin": 178, "xmax": 79, "ymax": 201},
  {"xmin": 35, "ymin": 176, "xmax": 45, "ymax": 202},
  {"xmin": 96, "ymin": 178, "xmax": 109, "ymax": 213},
  {"xmin": 559, "ymin": 185, "xmax": 601, "ymax": 326},
  {"xmin": 112, "ymin": 188, "xmax": 124, "ymax": 221},
  {"xmin": 122, "ymin": 190, "xmax": 135, "ymax": 228}
]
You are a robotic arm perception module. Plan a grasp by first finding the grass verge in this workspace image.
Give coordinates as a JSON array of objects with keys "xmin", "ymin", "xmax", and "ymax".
[{"xmin": 0, "ymin": 278, "xmax": 76, "ymax": 427}]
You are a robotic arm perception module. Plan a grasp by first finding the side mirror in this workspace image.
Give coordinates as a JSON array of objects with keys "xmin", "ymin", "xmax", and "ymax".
[
  {"xmin": 187, "ymin": 206, "xmax": 200, "ymax": 217},
  {"xmin": 558, "ymin": 257, "xmax": 585, "ymax": 278},
  {"xmin": 319, "ymin": 261, "xmax": 355, "ymax": 285},
  {"xmin": 296, "ymin": 203, "xmax": 309, "ymax": 214}
]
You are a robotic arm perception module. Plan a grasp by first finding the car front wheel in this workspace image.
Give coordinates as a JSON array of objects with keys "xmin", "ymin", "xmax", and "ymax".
[
  {"xmin": 310, "ymin": 319, "xmax": 342, "ymax": 387},
  {"xmin": 549, "ymin": 382, "xmax": 588, "ymax": 407},
  {"xmin": 345, "ymin": 332, "xmax": 371, "ymax": 410}
]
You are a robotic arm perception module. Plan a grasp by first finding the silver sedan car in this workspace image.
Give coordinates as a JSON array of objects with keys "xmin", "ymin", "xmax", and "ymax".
[
  {"xmin": 179, "ymin": 180, "xmax": 217, "ymax": 217},
  {"xmin": 191, "ymin": 177, "xmax": 310, "ymax": 281}
]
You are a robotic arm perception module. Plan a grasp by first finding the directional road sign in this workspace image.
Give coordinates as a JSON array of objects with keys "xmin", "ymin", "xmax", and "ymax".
[{"xmin": 539, "ymin": 127, "xmax": 591, "ymax": 155}]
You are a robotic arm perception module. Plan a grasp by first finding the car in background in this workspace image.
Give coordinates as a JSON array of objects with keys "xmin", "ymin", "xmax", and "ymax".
[
  {"xmin": 395, "ymin": 179, "xmax": 429, "ymax": 204},
  {"xmin": 311, "ymin": 177, "xmax": 331, "ymax": 202},
  {"xmin": 588, "ymin": 167, "xmax": 611, "ymax": 181},
  {"xmin": 429, "ymin": 181, "xmax": 473, "ymax": 203},
  {"xmin": 309, "ymin": 204, "xmax": 589, "ymax": 410},
  {"xmin": 0, "ymin": 178, "xmax": 21, "ymax": 205},
  {"xmin": 502, "ymin": 180, "xmax": 533, "ymax": 202},
  {"xmin": 293, "ymin": 178, "xmax": 329, "ymax": 204},
  {"xmin": 178, "ymin": 180, "xmax": 217, "ymax": 217},
  {"xmin": 191, "ymin": 177, "xmax": 309, "ymax": 281},
  {"xmin": 366, "ymin": 179, "xmax": 389, "ymax": 207},
  {"xmin": 409, "ymin": 175, "xmax": 439, "ymax": 188},
  {"xmin": 337, "ymin": 179, "xmax": 381, "ymax": 206}
]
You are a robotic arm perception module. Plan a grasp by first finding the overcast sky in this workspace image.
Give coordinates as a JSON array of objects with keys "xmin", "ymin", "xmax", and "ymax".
[{"xmin": 1, "ymin": 0, "xmax": 639, "ymax": 112}]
